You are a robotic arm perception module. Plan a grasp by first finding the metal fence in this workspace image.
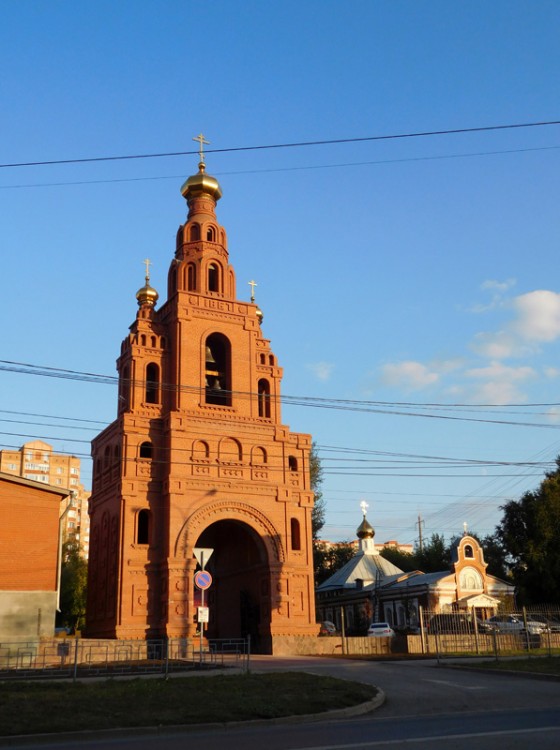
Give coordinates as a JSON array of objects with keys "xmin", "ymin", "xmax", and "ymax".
[
  {"xmin": 0, "ymin": 637, "xmax": 250, "ymax": 681},
  {"xmin": 415, "ymin": 606, "xmax": 560, "ymax": 660}
]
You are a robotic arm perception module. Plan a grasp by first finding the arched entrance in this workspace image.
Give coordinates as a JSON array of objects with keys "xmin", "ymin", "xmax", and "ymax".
[{"xmin": 195, "ymin": 519, "xmax": 271, "ymax": 650}]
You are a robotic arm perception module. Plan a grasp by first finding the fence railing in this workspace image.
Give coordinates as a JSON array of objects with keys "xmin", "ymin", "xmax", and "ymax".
[
  {"xmin": 412, "ymin": 606, "xmax": 560, "ymax": 660},
  {"xmin": 0, "ymin": 636, "xmax": 250, "ymax": 680}
]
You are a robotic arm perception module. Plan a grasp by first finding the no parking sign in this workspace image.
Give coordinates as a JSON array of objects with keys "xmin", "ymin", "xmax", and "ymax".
[{"xmin": 194, "ymin": 570, "xmax": 213, "ymax": 590}]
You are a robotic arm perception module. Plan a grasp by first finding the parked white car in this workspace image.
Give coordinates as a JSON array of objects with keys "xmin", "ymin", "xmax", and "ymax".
[
  {"xmin": 367, "ymin": 622, "xmax": 395, "ymax": 638},
  {"xmin": 485, "ymin": 614, "xmax": 546, "ymax": 636}
]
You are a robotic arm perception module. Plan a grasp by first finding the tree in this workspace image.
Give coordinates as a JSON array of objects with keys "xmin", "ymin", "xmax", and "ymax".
[
  {"xmin": 496, "ymin": 457, "xmax": 560, "ymax": 605},
  {"xmin": 415, "ymin": 533, "xmax": 449, "ymax": 573},
  {"xmin": 314, "ymin": 541, "xmax": 356, "ymax": 586},
  {"xmin": 379, "ymin": 546, "xmax": 417, "ymax": 572},
  {"xmin": 310, "ymin": 442, "xmax": 325, "ymax": 540},
  {"xmin": 59, "ymin": 537, "xmax": 88, "ymax": 632}
]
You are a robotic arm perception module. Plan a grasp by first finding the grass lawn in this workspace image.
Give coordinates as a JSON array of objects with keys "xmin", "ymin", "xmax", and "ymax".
[
  {"xmin": 0, "ymin": 672, "xmax": 378, "ymax": 737},
  {"xmin": 467, "ymin": 656, "xmax": 560, "ymax": 676}
]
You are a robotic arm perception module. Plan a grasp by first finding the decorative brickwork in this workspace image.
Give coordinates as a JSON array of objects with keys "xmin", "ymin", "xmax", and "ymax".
[{"xmin": 87, "ymin": 157, "xmax": 317, "ymax": 649}]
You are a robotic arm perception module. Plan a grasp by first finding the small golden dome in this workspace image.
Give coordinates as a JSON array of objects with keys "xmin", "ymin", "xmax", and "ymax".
[
  {"xmin": 136, "ymin": 279, "xmax": 159, "ymax": 308},
  {"xmin": 357, "ymin": 516, "xmax": 375, "ymax": 540},
  {"xmin": 181, "ymin": 161, "xmax": 222, "ymax": 202},
  {"xmin": 256, "ymin": 306, "xmax": 264, "ymax": 325}
]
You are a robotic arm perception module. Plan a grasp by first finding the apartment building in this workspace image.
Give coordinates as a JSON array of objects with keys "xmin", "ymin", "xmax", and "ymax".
[{"xmin": 0, "ymin": 440, "xmax": 90, "ymax": 558}]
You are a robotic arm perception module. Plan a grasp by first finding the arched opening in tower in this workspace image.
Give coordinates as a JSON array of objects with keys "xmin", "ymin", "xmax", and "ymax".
[{"xmin": 195, "ymin": 519, "xmax": 270, "ymax": 650}]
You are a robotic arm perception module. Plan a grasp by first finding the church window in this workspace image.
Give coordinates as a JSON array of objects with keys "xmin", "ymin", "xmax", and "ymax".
[
  {"xmin": 192, "ymin": 440, "xmax": 210, "ymax": 460},
  {"xmin": 119, "ymin": 366, "xmax": 130, "ymax": 410},
  {"xmin": 288, "ymin": 455, "xmax": 298, "ymax": 472},
  {"xmin": 259, "ymin": 353, "xmax": 266, "ymax": 365},
  {"xmin": 206, "ymin": 226, "xmax": 216, "ymax": 241},
  {"xmin": 290, "ymin": 518, "xmax": 301, "ymax": 551},
  {"xmin": 258, "ymin": 379, "xmax": 271, "ymax": 418},
  {"xmin": 190, "ymin": 223, "xmax": 200, "ymax": 241},
  {"xmin": 269, "ymin": 355, "xmax": 274, "ymax": 366},
  {"xmin": 464, "ymin": 544, "xmax": 474, "ymax": 558},
  {"xmin": 137, "ymin": 509, "xmax": 150, "ymax": 545},
  {"xmin": 252, "ymin": 446, "xmax": 267, "ymax": 464},
  {"xmin": 219, "ymin": 437, "xmax": 242, "ymax": 463},
  {"xmin": 150, "ymin": 336, "xmax": 156, "ymax": 348},
  {"xmin": 204, "ymin": 334, "xmax": 231, "ymax": 406},
  {"xmin": 208, "ymin": 263, "xmax": 220, "ymax": 292},
  {"xmin": 145, "ymin": 363, "xmax": 160, "ymax": 404},
  {"xmin": 139, "ymin": 441, "xmax": 153, "ymax": 459},
  {"xmin": 140, "ymin": 334, "xmax": 146, "ymax": 346},
  {"xmin": 187, "ymin": 263, "xmax": 197, "ymax": 291},
  {"xmin": 459, "ymin": 566, "xmax": 483, "ymax": 590},
  {"xmin": 103, "ymin": 446, "xmax": 111, "ymax": 468}
]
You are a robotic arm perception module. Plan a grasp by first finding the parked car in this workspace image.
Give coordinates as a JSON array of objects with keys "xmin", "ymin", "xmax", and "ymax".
[
  {"xmin": 525, "ymin": 614, "xmax": 560, "ymax": 633},
  {"xmin": 318, "ymin": 621, "xmax": 337, "ymax": 636},
  {"xmin": 367, "ymin": 622, "xmax": 395, "ymax": 638},
  {"xmin": 428, "ymin": 614, "xmax": 476, "ymax": 634},
  {"xmin": 485, "ymin": 614, "xmax": 546, "ymax": 635}
]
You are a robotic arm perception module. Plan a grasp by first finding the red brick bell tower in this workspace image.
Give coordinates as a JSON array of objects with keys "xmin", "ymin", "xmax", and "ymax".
[{"xmin": 86, "ymin": 141, "xmax": 317, "ymax": 651}]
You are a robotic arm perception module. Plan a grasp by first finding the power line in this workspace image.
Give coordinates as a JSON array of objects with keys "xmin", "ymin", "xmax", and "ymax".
[
  {"xmin": 2, "ymin": 144, "xmax": 560, "ymax": 190},
  {"xmin": 2, "ymin": 119, "xmax": 560, "ymax": 169},
  {"xmin": 1, "ymin": 359, "xmax": 559, "ymax": 430}
]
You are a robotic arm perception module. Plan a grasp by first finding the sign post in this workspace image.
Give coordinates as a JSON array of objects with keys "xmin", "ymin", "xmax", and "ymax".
[{"xmin": 193, "ymin": 548, "xmax": 214, "ymax": 660}]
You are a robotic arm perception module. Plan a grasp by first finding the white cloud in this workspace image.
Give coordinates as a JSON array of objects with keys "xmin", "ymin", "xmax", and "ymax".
[
  {"xmin": 471, "ymin": 289, "xmax": 560, "ymax": 360},
  {"xmin": 306, "ymin": 361, "xmax": 334, "ymax": 381},
  {"xmin": 546, "ymin": 407, "xmax": 560, "ymax": 424},
  {"xmin": 469, "ymin": 278, "xmax": 516, "ymax": 313},
  {"xmin": 481, "ymin": 278, "xmax": 516, "ymax": 293},
  {"xmin": 464, "ymin": 361, "xmax": 536, "ymax": 404},
  {"xmin": 380, "ymin": 361, "xmax": 440, "ymax": 391},
  {"xmin": 511, "ymin": 290, "xmax": 560, "ymax": 342},
  {"xmin": 544, "ymin": 367, "xmax": 560, "ymax": 379}
]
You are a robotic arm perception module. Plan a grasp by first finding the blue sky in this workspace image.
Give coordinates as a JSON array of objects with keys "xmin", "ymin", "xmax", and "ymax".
[{"xmin": 2, "ymin": 0, "xmax": 560, "ymax": 546}]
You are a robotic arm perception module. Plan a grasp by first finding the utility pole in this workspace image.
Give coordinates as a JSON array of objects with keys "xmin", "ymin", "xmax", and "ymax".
[{"xmin": 416, "ymin": 514, "xmax": 425, "ymax": 553}]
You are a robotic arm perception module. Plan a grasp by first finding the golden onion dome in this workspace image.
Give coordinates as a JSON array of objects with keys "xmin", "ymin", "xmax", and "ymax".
[
  {"xmin": 181, "ymin": 161, "xmax": 222, "ymax": 202},
  {"xmin": 357, "ymin": 516, "xmax": 375, "ymax": 540},
  {"xmin": 256, "ymin": 306, "xmax": 264, "ymax": 325},
  {"xmin": 136, "ymin": 279, "xmax": 159, "ymax": 308}
]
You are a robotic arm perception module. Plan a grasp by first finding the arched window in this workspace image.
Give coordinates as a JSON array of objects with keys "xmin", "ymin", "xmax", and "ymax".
[
  {"xmin": 187, "ymin": 263, "xmax": 197, "ymax": 291},
  {"xmin": 252, "ymin": 446, "xmax": 267, "ymax": 464},
  {"xmin": 150, "ymin": 336, "xmax": 156, "ymax": 348},
  {"xmin": 190, "ymin": 223, "xmax": 200, "ymax": 241},
  {"xmin": 139, "ymin": 441, "xmax": 153, "ymax": 459},
  {"xmin": 258, "ymin": 379, "xmax": 271, "ymax": 418},
  {"xmin": 192, "ymin": 440, "xmax": 210, "ymax": 460},
  {"xmin": 145, "ymin": 363, "xmax": 160, "ymax": 404},
  {"xmin": 259, "ymin": 353, "xmax": 266, "ymax": 364},
  {"xmin": 120, "ymin": 366, "xmax": 130, "ymax": 410},
  {"xmin": 169, "ymin": 266, "xmax": 177, "ymax": 294},
  {"xmin": 269, "ymin": 355, "xmax": 274, "ymax": 366},
  {"xmin": 140, "ymin": 334, "xmax": 146, "ymax": 346},
  {"xmin": 208, "ymin": 263, "xmax": 220, "ymax": 292},
  {"xmin": 205, "ymin": 333, "xmax": 231, "ymax": 406},
  {"xmin": 219, "ymin": 437, "xmax": 242, "ymax": 463},
  {"xmin": 464, "ymin": 544, "xmax": 474, "ymax": 558},
  {"xmin": 288, "ymin": 455, "xmax": 298, "ymax": 472},
  {"xmin": 290, "ymin": 518, "xmax": 301, "ymax": 551},
  {"xmin": 206, "ymin": 226, "xmax": 216, "ymax": 241},
  {"xmin": 137, "ymin": 509, "xmax": 150, "ymax": 545},
  {"xmin": 103, "ymin": 446, "xmax": 111, "ymax": 468}
]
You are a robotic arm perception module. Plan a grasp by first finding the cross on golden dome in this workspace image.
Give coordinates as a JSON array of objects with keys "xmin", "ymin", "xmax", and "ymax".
[{"xmin": 193, "ymin": 133, "xmax": 210, "ymax": 165}]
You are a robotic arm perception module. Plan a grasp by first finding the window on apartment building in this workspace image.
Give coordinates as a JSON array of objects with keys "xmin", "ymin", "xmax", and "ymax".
[
  {"xmin": 70, "ymin": 479, "xmax": 78, "ymax": 486},
  {"xmin": 70, "ymin": 468, "xmax": 79, "ymax": 475}
]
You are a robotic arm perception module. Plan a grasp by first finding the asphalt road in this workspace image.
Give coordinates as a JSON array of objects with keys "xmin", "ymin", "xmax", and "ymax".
[{"xmin": 4, "ymin": 656, "xmax": 560, "ymax": 749}]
